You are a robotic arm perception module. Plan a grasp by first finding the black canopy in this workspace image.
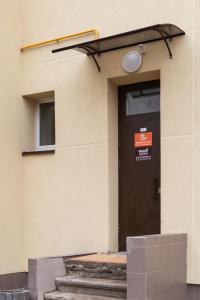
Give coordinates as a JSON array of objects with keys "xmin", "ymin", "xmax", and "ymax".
[{"xmin": 52, "ymin": 24, "xmax": 185, "ymax": 72}]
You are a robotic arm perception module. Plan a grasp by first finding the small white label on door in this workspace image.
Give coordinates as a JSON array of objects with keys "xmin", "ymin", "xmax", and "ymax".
[{"xmin": 140, "ymin": 128, "xmax": 147, "ymax": 132}]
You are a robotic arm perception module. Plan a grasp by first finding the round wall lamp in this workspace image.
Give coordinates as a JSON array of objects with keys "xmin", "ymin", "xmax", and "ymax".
[{"xmin": 122, "ymin": 50, "xmax": 142, "ymax": 73}]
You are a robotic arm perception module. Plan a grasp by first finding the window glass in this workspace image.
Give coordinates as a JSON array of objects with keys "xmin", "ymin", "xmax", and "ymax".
[
  {"xmin": 126, "ymin": 87, "xmax": 160, "ymax": 115},
  {"xmin": 39, "ymin": 102, "xmax": 55, "ymax": 146}
]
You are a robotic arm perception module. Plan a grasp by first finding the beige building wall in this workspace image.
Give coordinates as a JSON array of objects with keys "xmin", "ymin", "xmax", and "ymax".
[
  {"xmin": 0, "ymin": 0, "xmax": 25, "ymax": 274},
  {"xmin": 20, "ymin": 0, "xmax": 200, "ymax": 284}
]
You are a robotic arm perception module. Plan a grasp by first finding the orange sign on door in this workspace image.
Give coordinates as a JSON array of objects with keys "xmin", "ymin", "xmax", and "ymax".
[{"xmin": 134, "ymin": 132, "xmax": 152, "ymax": 147}]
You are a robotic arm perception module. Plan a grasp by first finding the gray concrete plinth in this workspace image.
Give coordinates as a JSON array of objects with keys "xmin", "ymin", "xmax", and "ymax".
[{"xmin": 127, "ymin": 234, "xmax": 187, "ymax": 300}]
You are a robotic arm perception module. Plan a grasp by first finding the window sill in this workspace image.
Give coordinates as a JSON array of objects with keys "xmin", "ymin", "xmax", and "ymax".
[{"xmin": 22, "ymin": 149, "xmax": 55, "ymax": 156}]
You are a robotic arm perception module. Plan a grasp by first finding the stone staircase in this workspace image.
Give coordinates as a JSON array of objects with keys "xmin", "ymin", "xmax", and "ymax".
[{"xmin": 44, "ymin": 254, "xmax": 127, "ymax": 300}]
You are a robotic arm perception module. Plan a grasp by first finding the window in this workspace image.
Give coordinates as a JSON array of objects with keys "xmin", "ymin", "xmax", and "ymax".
[
  {"xmin": 36, "ymin": 100, "xmax": 55, "ymax": 149},
  {"xmin": 126, "ymin": 87, "xmax": 160, "ymax": 116}
]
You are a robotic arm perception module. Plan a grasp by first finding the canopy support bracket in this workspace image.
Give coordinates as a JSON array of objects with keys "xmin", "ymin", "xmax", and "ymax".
[
  {"xmin": 82, "ymin": 46, "xmax": 101, "ymax": 72},
  {"xmin": 90, "ymin": 53, "xmax": 101, "ymax": 72},
  {"xmin": 155, "ymin": 27, "xmax": 173, "ymax": 59}
]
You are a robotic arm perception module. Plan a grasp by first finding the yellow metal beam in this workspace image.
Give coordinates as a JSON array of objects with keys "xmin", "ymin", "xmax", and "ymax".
[{"xmin": 20, "ymin": 28, "xmax": 99, "ymax": 52}]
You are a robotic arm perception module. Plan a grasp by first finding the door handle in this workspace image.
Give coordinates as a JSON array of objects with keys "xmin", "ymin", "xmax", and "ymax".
[{"xmin": 154, "ymin": 177, "xmax": 160, "ymax": 201}]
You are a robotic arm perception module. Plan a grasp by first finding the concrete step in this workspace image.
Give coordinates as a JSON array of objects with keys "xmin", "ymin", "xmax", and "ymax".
[
  {"xmin": 56, "ymin": 275, "xmax": 127, "ymax": 299},
  {"xmin": 45, "ymin": 291, "xmax": 126, "ymax": 300},
  {"xmin": 65, "ymin": 255, "xmax": 127, "ymax": 280}
]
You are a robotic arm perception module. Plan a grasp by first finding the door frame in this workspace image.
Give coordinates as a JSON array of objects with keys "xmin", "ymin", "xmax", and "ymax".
[
  {"xmin": 107, "ymin": 71, "xmax": 160, "ymax": 252},
  {"xmin": 118, "ymin": 79, "xmax": 161, "ymax": 250}
]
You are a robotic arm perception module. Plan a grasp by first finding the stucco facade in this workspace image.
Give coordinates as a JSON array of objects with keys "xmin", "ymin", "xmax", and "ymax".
[
  {"xmin": 1, "ymin": 0, "xmax": 200, "ymax": 287},
  {"xmin": 0, "ymin": 0, "xmax": 24, "ymax": 274}
]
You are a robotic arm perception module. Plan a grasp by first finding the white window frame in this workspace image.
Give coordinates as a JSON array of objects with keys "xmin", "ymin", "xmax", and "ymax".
[{"xmin": 35, "ymin": 98, "xmax": 55, "ymax": 151}]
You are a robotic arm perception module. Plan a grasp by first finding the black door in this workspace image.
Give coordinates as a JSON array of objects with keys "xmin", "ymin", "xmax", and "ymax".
[{"xmin": 118, "ymin": 80, "xmax": 160, "ymax": 251}]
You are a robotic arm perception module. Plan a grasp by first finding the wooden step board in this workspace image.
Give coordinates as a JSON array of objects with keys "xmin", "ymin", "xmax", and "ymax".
[{"xmin": 70, "ymin": 254, "xmax": 127, "ymax": 264}]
